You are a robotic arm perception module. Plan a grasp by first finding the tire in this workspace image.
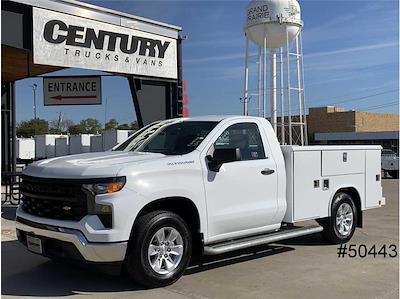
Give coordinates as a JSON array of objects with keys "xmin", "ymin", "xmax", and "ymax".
[
  {"xmin": 388, "ymin": 170, "xmax": 398, "ymax": 179},
  {"xmin": 124, "ymin": 210, "xmax": 192, "ymax": 288},
  {"xmin": 321, "ymin": 192, "xmax": 357, "ymax": 244}
]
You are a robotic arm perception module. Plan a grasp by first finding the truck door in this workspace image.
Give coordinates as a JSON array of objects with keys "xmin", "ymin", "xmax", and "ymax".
[{"xmin": 202, "ymin": 121, "xmax": 278, "ymax": 242}]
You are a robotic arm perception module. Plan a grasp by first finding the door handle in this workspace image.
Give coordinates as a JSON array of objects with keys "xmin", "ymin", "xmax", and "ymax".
[{"xmin": 261, "ymin": 168, "xmax": 275, "ymax": 175}]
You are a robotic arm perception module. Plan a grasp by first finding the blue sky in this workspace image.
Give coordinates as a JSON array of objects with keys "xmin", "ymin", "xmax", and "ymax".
[{"xmin": 16, "ymin": 0, "xmax": 399, "ymax": 125}]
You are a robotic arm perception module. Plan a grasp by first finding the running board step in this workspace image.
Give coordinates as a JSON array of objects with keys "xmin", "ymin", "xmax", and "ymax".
[{"xmin": 203, "ymin": 225, "xmax": 323, "ymax": 255}]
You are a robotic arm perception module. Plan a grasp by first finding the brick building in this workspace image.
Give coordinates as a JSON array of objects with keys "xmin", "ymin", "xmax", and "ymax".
[
  {"xmin": 307, "ymin": 106, "xmax": 399, "ymax": 152},
  {"xmin": 308, "ymin": 106, "xmax": 399, "ymax": 135}
]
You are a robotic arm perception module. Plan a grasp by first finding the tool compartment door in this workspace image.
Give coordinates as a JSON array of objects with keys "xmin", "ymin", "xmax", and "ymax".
[
  {"xmin": 365, "ymin": 150, "xmax": 382, "ymax": 208},
  {"xmin": 322, "ymin": 150, "xmax": 364, "ymax": 176},
  {"xmin": 293, "ymin": 150, "xmax": 325, "ymax": 221}
]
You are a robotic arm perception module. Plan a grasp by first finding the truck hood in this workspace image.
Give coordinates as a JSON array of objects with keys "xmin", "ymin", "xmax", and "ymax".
[{"xmin": 23, "ymin": 151, "xmax": 166, "ymax": 179}]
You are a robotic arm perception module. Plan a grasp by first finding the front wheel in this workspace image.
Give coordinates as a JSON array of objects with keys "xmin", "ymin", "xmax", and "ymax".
[
  {"xmin": 124, "ymin": 210, "xmax": 192, "ymax": 288},
  {"xmin": 320, "ymin": 192, "xmax": 357, "ymax": 244}
]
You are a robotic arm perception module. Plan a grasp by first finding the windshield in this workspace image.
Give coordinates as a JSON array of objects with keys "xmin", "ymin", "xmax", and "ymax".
[
  {"xmin": 112, "ymin": 121, "xmax": 161, "ymax": 151},
  {"xmin": 113, "ymin": 120, "xmax": 218, "ymax": 155}
]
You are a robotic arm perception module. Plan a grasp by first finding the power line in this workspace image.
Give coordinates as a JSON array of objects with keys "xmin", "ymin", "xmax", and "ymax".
[
  {"xmin": 298, "ymin": 89, "xmax": 398, "ymax": 110},
  {"xmin": 272, "ymin": 89, "xmax": 399, "ymax": 115},
  {"xmin": 308, "ymin": 89, "xmax": 397, "ymax": 113},
  {"xmin": 264, "ymin": 97, "xmax": 399, "ymax": 116},
  {"xmin": 358, "ymin": 100, "xmax": 399, "ymax": 112},
  {"xmin": 247, "ymin": 88, "xmax": 399, "ymax": 116},
  {"xmin": 308, "ymin": 85, "xmax": 394, "ymax": 102},
  {"xmin": 285, "ymin": 94, "xmax": 398, "ymax": 113},
  {"xmin": 325, "ymin": 89, "xmax": 399, "ymax": 106}
]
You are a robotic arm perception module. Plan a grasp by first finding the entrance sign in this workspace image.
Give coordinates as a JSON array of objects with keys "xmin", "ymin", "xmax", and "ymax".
[
  {"xmin": 33, "ymin": 8, "xmax": 178, "ymax": 79},
  {"xmin": 43, "ymin": 76, "xmax": 102, "ymax": 106}
]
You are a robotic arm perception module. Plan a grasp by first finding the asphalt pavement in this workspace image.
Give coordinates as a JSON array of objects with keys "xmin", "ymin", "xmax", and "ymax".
[{"xmin": 1, "ymin": 179, "xmax": 398, "ymax": 299}]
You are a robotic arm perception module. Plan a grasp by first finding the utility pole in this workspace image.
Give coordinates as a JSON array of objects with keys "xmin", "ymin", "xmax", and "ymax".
[
  {"xmin": 29, "ymin": 84, "xmax": 37, "ymax": 119},
  {"xmin": 57, "ymin": 112, "xmax": 63, "ymax": 131},
  {"xmin": 104, "ymin": 97, "xmax": 108, "ymax": 129}
]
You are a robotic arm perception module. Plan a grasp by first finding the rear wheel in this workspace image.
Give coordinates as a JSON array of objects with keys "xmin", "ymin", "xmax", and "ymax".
[
  {"xmin": 124, "ymin": 210, "xmax": 192, "ymax": 288},
  {"xmin": 321, "ymin": 192, "xmax": 357, "ymax": 244}
]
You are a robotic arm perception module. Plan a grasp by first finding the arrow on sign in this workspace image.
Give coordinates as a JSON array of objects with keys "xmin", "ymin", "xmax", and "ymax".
[{"xmin": 51, "ymin": 95, "xmax": 97, "ymax": 101}]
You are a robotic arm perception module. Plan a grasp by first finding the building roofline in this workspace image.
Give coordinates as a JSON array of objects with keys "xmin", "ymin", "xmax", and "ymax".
[
  {"xmin": 315, "ymin": 131, "xmax": 399, "ymax": 141},
  {"xmin": 10, "ymin": 0, "xmax": 181, "ymax": 38},
  {"xmin": 309, "ymin": 105, "xmax": 399, "ymax": 116}
]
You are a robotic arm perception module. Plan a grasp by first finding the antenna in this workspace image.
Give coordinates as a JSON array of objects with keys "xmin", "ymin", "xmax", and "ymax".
[{"xmin": 244, "ymin": 0, "xmax": 308, "ymax": 145}]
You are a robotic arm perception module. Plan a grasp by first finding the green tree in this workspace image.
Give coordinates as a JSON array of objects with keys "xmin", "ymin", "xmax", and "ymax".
[
  {"xmin": 130, "ymin": 121, "xmax": 139, "ymax": 130},
  {"xmin": 80, "ymin": 118, "xmax": 102, "ymax": 134},
  {"xmin": 49, "ymin": 119, "xmax": 74, "ymax": 134},
  {"xmin": 16, "ymin": 118, "xmax": 48, "ymax": 137},
  {"xmin": 49, "ymin": 127, "xmax": 62, "ymax": 134},
  {"xmin": 68, "ymin": 124, "xmax": 86, "ymax": 135},
  {"xmin": 117, "ymin": 123, "xmax": 130, "ymax": 130},
  {"xmin": 105, "ymin": 119, "xmax": 119, "ymax": 130}
]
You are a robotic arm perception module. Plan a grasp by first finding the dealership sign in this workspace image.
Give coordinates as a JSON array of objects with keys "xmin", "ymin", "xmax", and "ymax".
[
  {"xmin": 43, "ymin": 76, "xmax": 102, "ymax": 106},
  {"xmin": 33, "ymin": 8, "xmax": 177, "ymax": 79}
]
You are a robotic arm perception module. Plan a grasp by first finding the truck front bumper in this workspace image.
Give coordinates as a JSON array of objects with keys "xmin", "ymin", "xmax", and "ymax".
[{"xmin": 15, "ymin": 217, "xmax": 128, "ymax": 263}]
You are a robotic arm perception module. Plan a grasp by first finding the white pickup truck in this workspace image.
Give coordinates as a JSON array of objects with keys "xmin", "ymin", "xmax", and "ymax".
[
  {"xmin": 16, "ymin": 116, "xmax": 385, "ymax": 287},
  {"xmin": 381, "ymin": 149, "xmax": 399, "ymax": 179}
]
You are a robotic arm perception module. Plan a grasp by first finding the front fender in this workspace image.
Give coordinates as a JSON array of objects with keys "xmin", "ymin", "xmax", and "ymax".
[{"xmin": 119, "ymin": 158, "xmax": 208, "ymax": 238}]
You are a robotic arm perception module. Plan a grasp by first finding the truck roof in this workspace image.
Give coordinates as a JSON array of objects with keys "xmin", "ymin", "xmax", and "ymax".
[
  {"xmin": 281, "ymin": 145, "xmax": 383, "ymax": 151},
  {"xmin": 181, "ymin": 115, "xmax": 264, "ymax": 122}
]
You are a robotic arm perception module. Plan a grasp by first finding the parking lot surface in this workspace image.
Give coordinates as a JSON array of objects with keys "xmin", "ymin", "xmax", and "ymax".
[{"xmin": 2, "ymin": 179, "xmax": 398, "ymax": 299}]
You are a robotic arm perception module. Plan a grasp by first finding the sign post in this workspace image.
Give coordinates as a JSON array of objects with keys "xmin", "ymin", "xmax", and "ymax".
[{"xmin": 43, "ymin": 76, "xmax": 102, "ymax": 106}]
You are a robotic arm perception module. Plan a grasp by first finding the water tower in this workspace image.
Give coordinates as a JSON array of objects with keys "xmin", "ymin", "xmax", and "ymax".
[{"xmin": 243, "ymin": 0, "xmax": 307, "ymax": 145}]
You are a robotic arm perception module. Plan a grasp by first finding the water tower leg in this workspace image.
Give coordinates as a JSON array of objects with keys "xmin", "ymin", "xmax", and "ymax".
[
  {"xmin": 243, "ymin": 36, "xmax": 249, "ymax": 116},
  {"xmin": 286, "ymin": 28, "xmax": 292, "ymax": 145},
  {"xmin": 295, "ymin": 35, "xmax": 304, "ymax": 145},
  {"xmin": 270, "ymin": 49, "xmax": 277, "ymax": 133},
  {"xmin": 299, "ymin": 31, "xmax": 308, "ymax": 145},
  {"xmin": 279, "ymin": 47, "xmax": 285, "ymax": 144},
  {"xmin": 258, "ymin": 46, "xmax": 262, "ymax": 117},
  {"xmin": 263, "ymin": 28, "xmax": 267, "ymax": 119}
]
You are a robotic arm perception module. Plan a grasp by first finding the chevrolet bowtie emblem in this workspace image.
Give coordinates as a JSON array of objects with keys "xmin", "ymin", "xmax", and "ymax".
[{"xmin": 62, "ymin": 206, "xmax": 72, "ymax": 211}]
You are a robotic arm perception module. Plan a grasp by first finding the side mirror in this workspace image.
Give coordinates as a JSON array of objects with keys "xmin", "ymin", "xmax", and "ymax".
[{"xmin": 206, "ymin": 148, "xmax": 241, "ymax": 172}]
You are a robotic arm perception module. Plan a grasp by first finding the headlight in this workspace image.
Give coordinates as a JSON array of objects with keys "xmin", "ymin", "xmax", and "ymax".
[{"xmin": 82, "ymin": 177, "xmax": 126, "ymax": 195}]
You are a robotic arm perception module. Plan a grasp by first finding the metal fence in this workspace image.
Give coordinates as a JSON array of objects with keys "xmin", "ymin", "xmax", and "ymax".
[{"xmin": 1, "ymin": 172, "xmax": 22, "ymax": 206}]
